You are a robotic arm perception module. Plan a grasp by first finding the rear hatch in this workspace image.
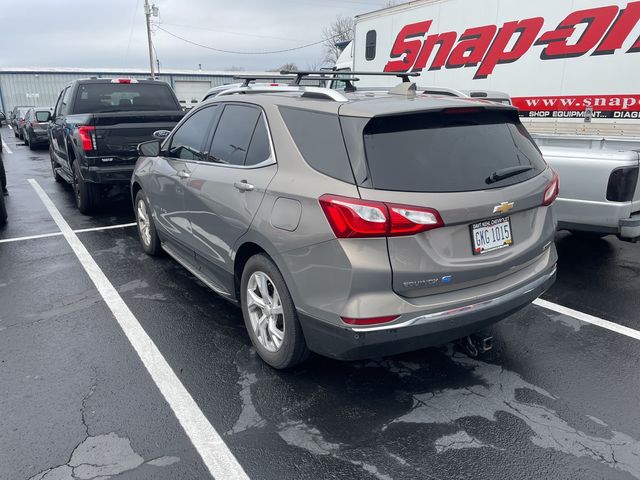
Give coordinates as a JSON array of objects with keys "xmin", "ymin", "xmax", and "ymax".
[
  {"xmin": 342, "ymin": 107, "xmax": 556, "ymax": 298},
  {"xmin": 74, "ymin": 81, "xmax": 184, "ymax": 161}
]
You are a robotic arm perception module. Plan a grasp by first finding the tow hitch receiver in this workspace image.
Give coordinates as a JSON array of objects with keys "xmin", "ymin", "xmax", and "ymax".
[{"xmin": 461, "ymin": 334, "xmax": 494, "ymax": 357}]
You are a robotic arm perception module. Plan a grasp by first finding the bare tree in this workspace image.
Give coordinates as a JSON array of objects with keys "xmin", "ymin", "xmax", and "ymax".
[
  {"xmin": 268, "ymin": 62, "xmax": 299, "ymax": 72},
  {"xmin": 322, "ymin": 15, "xmax": 355, "ymax": 65}
]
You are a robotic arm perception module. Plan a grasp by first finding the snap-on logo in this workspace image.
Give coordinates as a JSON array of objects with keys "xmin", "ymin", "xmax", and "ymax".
[{"xmin": 384, "ymin": 1, "xmax": 640, "ymax": 79}]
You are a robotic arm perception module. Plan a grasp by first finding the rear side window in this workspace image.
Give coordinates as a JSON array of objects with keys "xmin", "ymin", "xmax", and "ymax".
[
  {"xmin": 209, "ymin": 105, "xmax": 261, "ymax": 166},
  {"xmin": 168, "ymin": 106, "xmax": 219, "ymax": 161},
  {"xmin": 362, "ymin": 110, "xmax": 546, "ymax": 192},
  {"xmin": 73, "ymin": 83, "xmax": 178, "ymax": 114},
  {"xmin": 245, "ymin": 117, "xmax": 271, "ymax": 166},
  {"xmin": 279, "ymin": 107, "xmax": 354, "ymax": 184}
]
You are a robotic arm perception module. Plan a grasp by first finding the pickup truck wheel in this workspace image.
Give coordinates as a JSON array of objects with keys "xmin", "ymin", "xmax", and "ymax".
[
  {"xmin": 50, "ymin": 149, "xmax": 63, "ymax": 183},
  {"xmin": 134, "ymin": 191, "xmax": 161, "ymax": 256},
  {"xmin": 241, "ymin": 254, "xmax": 310, "ymax": 369},
  {"xmin": 72, "ymin": 161, "xmax": 100, "ymax": 214}
]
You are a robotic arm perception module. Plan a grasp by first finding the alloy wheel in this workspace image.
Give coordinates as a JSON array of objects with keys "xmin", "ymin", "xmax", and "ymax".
[
  {"xmin": 136, "ymin": 198, "xmax": 152, "ymax": 247},
  {"xmin": 246, "ymin": 271, "xmax": 285, "ymax": 352}
]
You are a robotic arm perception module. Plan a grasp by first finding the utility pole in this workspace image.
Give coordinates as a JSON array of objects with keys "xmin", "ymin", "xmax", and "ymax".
[{"xmin": 144, "ymin": 0, "xmax": 158, "ymax": 78}]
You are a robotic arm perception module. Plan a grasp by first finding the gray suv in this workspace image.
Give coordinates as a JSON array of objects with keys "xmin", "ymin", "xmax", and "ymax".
[{"xmin": 131, "ymin": 79, "xmax": 558, "ymax": 369}]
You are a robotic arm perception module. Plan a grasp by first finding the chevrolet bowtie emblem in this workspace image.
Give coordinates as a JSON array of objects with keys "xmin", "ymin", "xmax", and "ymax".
[{"xmin": 493, "ymin": 202, "xmax": 514, "ymax": 214}]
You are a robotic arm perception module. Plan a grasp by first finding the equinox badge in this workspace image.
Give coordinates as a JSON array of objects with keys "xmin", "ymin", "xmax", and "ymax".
[{"xmin": 493, "ymin": 202, "xmax": 514, "ymax": 214}]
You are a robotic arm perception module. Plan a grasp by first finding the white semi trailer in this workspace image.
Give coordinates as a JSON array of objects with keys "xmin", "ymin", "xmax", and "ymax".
[{"xmin": 337, "ymin": 0, "xmax": 640, "ymax": 241}]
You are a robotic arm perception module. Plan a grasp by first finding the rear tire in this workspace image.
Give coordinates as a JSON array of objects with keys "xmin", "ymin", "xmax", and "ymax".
[
  {"xmin": 72, "ymin": 161, "xmax": 100, "ymax": 214},
  {"xmin": 240, "ymin": 254, "xmax": 310, "ymax": 369},
  {"xmin": 50, "ymin": 148, "xmax": 63, "ymax": 183},
  {"xmin": 134, "ymin": 190, "xmax": 161, "ymax": 256},
  {"xmin": 0, "ymin": 193, "xmax": 7, "ymax": 225}
]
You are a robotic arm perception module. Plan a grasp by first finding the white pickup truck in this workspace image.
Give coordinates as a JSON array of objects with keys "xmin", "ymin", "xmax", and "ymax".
[{"xmin": 336, "ymin": 0, "xmax": 640, "ymax": 242}]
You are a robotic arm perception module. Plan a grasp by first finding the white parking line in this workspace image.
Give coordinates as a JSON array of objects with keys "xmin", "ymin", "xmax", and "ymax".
[
  {"xmin": 1, "ymin": 138, "xmax": 12, "ymax": 154},
  {"xmin": 28, "ymin": 179, "xmax": 249, "ymax": 480},
  {"xmin": 74, "ymin": 222, "xmax": 137, "ymax": 234},
  {"xmin": 0, "ymin": 223, "xmax": 137, "ymax": 244},
  {"xmin": 534, "ymin": 298, "xmax": 640, "ymax": 341}
]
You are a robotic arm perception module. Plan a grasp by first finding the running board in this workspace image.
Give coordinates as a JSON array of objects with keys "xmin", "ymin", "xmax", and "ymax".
[{"xmin": 55, "ymin": 167, "xmax": 73, "ymax": 183}]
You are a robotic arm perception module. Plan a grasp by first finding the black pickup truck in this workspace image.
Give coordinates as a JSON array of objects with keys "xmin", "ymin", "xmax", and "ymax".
[{"xmin": 48, "ymin": 78, "xmax": 185, "ymax": 213}]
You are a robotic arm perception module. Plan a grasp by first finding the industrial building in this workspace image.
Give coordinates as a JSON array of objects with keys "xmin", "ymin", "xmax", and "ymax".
[{"xmin": 0, "ymin": 67, "xmax": 282, "ymax": 113}]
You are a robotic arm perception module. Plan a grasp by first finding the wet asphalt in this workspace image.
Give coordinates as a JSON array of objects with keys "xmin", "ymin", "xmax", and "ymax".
[{"xmin": 1, "ymin": 125, "xmax": 639, "ymax": 480}]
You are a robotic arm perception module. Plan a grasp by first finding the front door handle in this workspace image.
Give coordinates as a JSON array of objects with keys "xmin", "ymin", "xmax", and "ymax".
[
  {"xmin": 177, "ymin": 170, "xmax": 191, "ymax": 179},
  {"xmin": 234, "ymin": 181, "xmax": 254, "ymax": 192}
]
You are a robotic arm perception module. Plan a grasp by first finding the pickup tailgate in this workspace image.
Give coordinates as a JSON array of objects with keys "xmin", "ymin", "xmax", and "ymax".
[{"xmin": 93, "ymin": 111, "xmax": 184, "ymax": 159}]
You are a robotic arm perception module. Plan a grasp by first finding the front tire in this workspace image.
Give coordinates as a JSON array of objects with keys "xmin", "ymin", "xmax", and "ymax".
[
  {"xmin": 241, "ymin": 254, "xmax": 309, "ymax": 369},
  {"xmin": 134, "ymin": 191, "xmax": 161, "ymax": 256},
  {"xmin": 72, "ymin": 161, "xmax": 100, "ymax": 214}
]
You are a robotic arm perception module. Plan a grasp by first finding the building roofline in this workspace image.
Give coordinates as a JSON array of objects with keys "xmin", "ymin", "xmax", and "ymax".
[{"xmin": 0, "ymin": 67, "xmax": 290, "ymax": 77}]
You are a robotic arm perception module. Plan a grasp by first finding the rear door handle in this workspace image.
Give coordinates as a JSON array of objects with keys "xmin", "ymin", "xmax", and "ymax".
[
  {"xmin": 234, "ymin": 181, "xmax": 254, "ymax": 192},
  {"xmin": 177, "ymin": 170, "xmax": 191, "ymax": 179}
]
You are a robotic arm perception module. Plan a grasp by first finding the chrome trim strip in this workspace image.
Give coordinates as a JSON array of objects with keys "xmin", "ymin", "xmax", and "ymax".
[{"xmin": 351, "ymin": 266, "xmax": 557, "ymax": 333}]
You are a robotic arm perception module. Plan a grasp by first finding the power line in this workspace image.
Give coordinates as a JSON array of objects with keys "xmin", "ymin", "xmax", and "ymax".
[{"xmin": 155, "ymin": 25, "xmax": 338, "ymax": 55}]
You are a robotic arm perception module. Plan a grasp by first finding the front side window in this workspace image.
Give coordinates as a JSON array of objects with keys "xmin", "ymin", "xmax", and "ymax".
[
  {"xmin": 168, "ymin": 106, "xmax": 219, "ymax": 161},
  {"xmin": 209, "ymin": 105, "xmax": 262, "ymax": 166}
]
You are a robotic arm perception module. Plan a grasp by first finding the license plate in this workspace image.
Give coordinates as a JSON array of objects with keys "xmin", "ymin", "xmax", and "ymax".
[{"xmin": 470, "ymin": 217, "xmax": 513, "ymax": 255}]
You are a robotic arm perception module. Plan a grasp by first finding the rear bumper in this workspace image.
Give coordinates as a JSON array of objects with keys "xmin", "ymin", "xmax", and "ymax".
[
  {"xmin": 298, "ymin": 264, "xmax": 556, "ymax": 361},
  {"xmin": 558, "ymin": 212, "xmax": 640, "ymax": 240},
  {"xmin": 81, "ymin": 164, "xmax": 135, "ymax": 184}
]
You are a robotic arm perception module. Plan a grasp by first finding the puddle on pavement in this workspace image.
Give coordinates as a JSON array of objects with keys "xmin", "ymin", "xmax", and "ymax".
[{"xmin": 228, "ymin": 345, "xmax": 640, "ymax": 479}]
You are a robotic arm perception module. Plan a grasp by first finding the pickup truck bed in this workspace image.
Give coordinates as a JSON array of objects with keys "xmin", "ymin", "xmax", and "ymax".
[{"xmin": 532, "ymin": 132, "xmax": 640, "ymax": 242}]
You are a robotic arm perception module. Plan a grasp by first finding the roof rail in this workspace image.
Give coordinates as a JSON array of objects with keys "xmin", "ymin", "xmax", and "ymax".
[
  {"xmin": 233, "ymin": 75, "xmax": 297, "ymax": 87},
  {"xmin": 281, "ymin": 69, "xmax": 420, "ymax": 85},
  {"xmin": 216, "ymin": 85, "xmax": 349, "ymax": 102}
]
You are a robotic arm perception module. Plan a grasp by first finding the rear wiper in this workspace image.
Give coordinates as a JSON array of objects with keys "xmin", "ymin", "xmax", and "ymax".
[{"xmin": 486, "ymin": 166, "xmax": 534, "ymax": 184}]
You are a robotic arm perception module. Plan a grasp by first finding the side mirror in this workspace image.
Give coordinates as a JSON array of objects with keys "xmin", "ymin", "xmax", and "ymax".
[
  {"xmin": 138, "ymin": 139, "xmax": 162, "ymax": 157},
  {"xmin": 37, "ymin": 111, "xmax": 51, "ymax": 123},
  {"xmin": 0, "ymin": 112, "xmax": 5, "ymax": 121}
]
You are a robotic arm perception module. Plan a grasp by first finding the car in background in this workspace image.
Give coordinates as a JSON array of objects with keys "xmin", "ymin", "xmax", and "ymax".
[
  {"xmin": 22, "ymin": 107, "xmax": 54, "ymax": 150},
  {"xmin": 131, "ymin": 79, "xmax": 558, "ymax": 369},
  {"xmin": 10, "ymin": 106, "xmax": 31, "ymax": 140},
  {"xmin": 49, "ymin": 78, "xmax": 184, "ymax": 214}
]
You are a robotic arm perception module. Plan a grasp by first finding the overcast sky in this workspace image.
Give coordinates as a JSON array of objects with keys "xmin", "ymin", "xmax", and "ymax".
[{"xmin": 1, "ymin": 0, "xmax": 392, "ymax": 71}]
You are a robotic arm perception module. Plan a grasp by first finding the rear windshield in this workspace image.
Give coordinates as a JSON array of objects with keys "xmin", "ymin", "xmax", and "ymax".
[
  {"xmin": 74, "ymin": 83, "xmax": 178, "ymax": 114},
  {"xmin": 361, "ymin": 110, "xmax": 546, "ymax": 192}
]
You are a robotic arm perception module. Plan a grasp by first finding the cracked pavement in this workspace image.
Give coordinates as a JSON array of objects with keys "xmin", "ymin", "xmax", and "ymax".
[{"xmin": 2, "ymin": 126, "xmax": 640, "ymax": 479}]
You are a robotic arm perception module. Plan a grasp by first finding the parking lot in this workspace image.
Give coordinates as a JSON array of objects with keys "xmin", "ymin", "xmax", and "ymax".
[{"xmin": 1, "ymin": 123, "xmax": 640, "ymax": 479}]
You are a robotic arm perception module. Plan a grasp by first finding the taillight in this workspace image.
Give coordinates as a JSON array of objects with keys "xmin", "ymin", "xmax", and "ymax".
[
  {"xmin": 319, "ymin": 195, "xmax": 388, "ymax": 238},
  {"xmin": 319, "ymin": 194, "xmax": 444, "ymax": 239},
  {"xmin": 341, "ymin": 315, "xmax": 399, "ymax": 326},
  {"xmin": 542, "ymin": 172, "xmax": 559, "ymax": 206},
  {"xmin": 606, "ymin": 166, "xmax": 638, "ymax": 202},
  {"xmin": 111, "ymin": 78, "xmax": 137, "ymax": 84},
  {"xmin": 78, "ymin": 126, "xmax": 96, "ymax": 151}
]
